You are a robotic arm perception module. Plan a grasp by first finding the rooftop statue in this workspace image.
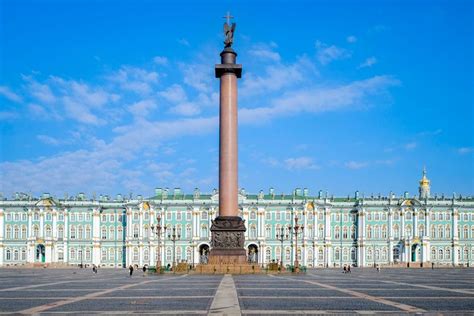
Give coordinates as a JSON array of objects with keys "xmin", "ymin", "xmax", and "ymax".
[{"xmin": 223, "ymin": 11, "xmax": 236, "ymax": 48}]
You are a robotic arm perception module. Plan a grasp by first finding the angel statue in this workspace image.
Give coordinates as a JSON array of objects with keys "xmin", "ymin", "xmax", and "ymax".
[{"xmin": 223, "ymin": 12, "xmax": 236, "ymax": 47}]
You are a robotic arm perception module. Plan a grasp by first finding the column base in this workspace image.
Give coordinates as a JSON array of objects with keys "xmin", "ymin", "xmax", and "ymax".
[{"xmin": 209, "ymin": 216, "xmax": 247, "ymax": 264}]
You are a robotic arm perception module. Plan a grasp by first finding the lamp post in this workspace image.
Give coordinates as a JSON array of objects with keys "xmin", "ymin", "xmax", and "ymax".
[
  {"xmin": 289, "ymin": 216, "xmax": 304, "ymax": 272},
  {"xmin": 151, "ymin": 215, "xmax": 164, "ymax": 272},
  {"xmin": 168, "ymin": 225, "xmax": 181, "ymax": 272},
  {"xmin": 276, "ymin": 226, "xmax": 289, "ymax": 269}
]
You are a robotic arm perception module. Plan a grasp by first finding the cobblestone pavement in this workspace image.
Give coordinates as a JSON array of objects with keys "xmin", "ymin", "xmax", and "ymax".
[{"xmin": 0, "ymin": 268, "xmax": 473, "ymax": 314}]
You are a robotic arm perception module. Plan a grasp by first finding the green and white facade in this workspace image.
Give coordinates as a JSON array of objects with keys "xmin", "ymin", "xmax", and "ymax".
[{"xmin": 1, "ymin": 171, "xmax": 473, "ymax": 268}]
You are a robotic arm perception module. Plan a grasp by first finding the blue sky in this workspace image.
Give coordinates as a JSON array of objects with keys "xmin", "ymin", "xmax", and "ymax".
[{"xmin": 0, "ymin": 0, "xmax": 473, "ymax": 198}]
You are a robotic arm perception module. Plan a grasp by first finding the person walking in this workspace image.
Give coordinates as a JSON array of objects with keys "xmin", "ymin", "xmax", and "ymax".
[
  {"xmin": 129, "ymin": 265, "xmax": 134, "ymax": 277},
  {"xmin": 343, "ymin": 266, "xmax": 347, "ymax": 273},
  {"xmin": 348, "ymin": 265, "xmax": 351, "ymax": 273},
  {"xmin": 142, "ymin": 265, "xmax": 147, "ymax": 276}
]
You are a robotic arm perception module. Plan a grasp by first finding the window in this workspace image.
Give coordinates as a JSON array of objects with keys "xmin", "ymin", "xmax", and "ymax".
[
  {"xmin": 405, "ymin": 225, "xmax": 412, "ymax": 237},
  {"xmin": 21, "ymin": 225, "xmax": 27, "ymax": 239},
  {"xmin": 78, "ymin": 213, "xmax": 83, "ymax": 222},
  {"xmin": 367, "ymin": 225, "xmax": 372, "ymax": 239},
  {"xmin": 14, "ymin": 213, "xmax": 19, "ymax": 221},
  {"xmin": 85, "ymin": 226, "xmax": 91, "ymax": 239},
  {"xmin": 176, "ymin": 211, "xmax": 182, "ymax": 221},
  {"xmin": 109, "ymin": 226, "xmax": 115, "ymax": 240},
  {"xmin": 265, "ymin": 226, "xmax": 271, "ymax": 238},
  {"xmin": 186, "ymin": 212, "xmax": 191, "ymax": 221},
  {"xmin": 406, "ymin": 212, "xmax": 412, "ymax": 220},
  {"xmin": 110, "ymin": 214, "xmax": 115, "ymax": 222},
  {"xmin": 374, "ymin": 212, "xmax": 380, "ymax": 221},
  {"xmin": 431, "ymin": 247, "xmax": 436, "ymax": 260},
  {"xmin": 334, "ymin": 226, "xmax": 340, "ymax": 239},
  {"xmin": 13, "ymin": 249, "xmax": 19, "ymax": 261},
  {"xmin": 307, "ymin": 225, "xmax": 314, "ymax": 238},
  {"xmin": 286, "ymin": 211, "xmax": 291, "ymax": 221},
  {"xmin": 394, "ymin": 212, "xmax": 400, "ymax": 221},
  {"xmin": 318, "ymin": 225, "xmax": 324, "ymax": 238},
  {"xmin": 33, "ymin": 225, "xmax": 39, "ymax": 238},
  {"xmin": 318, "ymin": 248, "xmax": 324, "ymax": 261},
  {"xmin": 102, "ymin": 249, "xmax": 107, "ymax": 261},
  {"xmin": 445, "ymin": 225, "xmax": 451, "ymax": 238},
  {"xmin": 117, "ymin": 226, "xmax": 123, "ymax": 239},
  {"xmin": 6, "ymin": 213, "xmax": 12, "ymax": 221},
  {"xmin": 445, "ymin": 248, "xmax": 451, "ymax": 259},
  {"xmin": 85, "ymin": 248, "xmax": 91, "ymax": 261},
  {"xmin": 438, "ymin": 225, "xmax": 444, "ymax": 238},
  {"xmin": 143, "ymin": 248, "xmax": 149, "ymax": 262},
  {"xmin": 351, "ymin": 248, "xmax": 357, "ymax": 261},
  {"xmin": 70, "ymin": 248, "xmax": 76, "ymax": 260},
  {"xmin": 350, "ymin": 226, "xmax": 356, "ymax": 239},
  {"xmin": 109, "ymin": 248, "xmax": 115, "ymax": 261},
  {"xmin": 58, "ymin": 226, "xmax": 64, "ymax": 239},
  {"xmin": 367, "ymin": 213, "xmax": 372, "ymax": 221},
  {"xmin": 430, "ymin": 225, "xmax": 436, "ymax": 238},
  {"xmin": 446, "ymin": 213, "xmax": 451, "ymax": 221},
  {"xmin": 343, "ymin": 214, "xmax": 348, "ymax": 222},
  {"xmin": 318, "ymin": 212, "xmax": 323, "ymax": 221},
  {"xmin": 343, "ymin": 248, "xmax": 349, "ymax": 261},
  {"xmin": 418, "ymin": 224, "xmax": 424, "ymax": 237},
  {"xmin": 265, "ymin": 212, "xmax": 271, "ymax": 220},
  {"xmin": 71, "ymin": 213, "xmax": 76, "ymax": 222},
  {"xmin": 463, "ymin": 225, "xmax": 469, "ymax": 239},
  {"xmin": 250, "ymin": 211, "xmax": 256, "ymax": 220},
  {"xmin": 266, "ymin": 248, "xmax": 271, "ymax": 262},
  {"xmin": 438, "ymin": 213, "xmax": 443, "ymax": 221},
  {"xmin": 14, "ymin": 226, "xmax": 19, "ymax": 239},
  {"xmin": 166, "ymin": 247, "xmax": 172, "ymax": 262},
  {"xmin": 6, "ymin": 249, "xmax": 11, "ymax": 261},
  {"xmin": 285, "ymin": 248, "xmax": 291, "ymax": 261},
  {"xmin": 186, "ymin": 247, "xmax": 192, "ymax": 262},
  {"xmin": 58, "ymin": 212, "xmax": 64, "ymax": 221},
  {"xmin": 21, "ymin": 248, "xmax": 26, "ymax": 261},
  {"xmin": 45, "ymin": 225, "xmax": 52, "ymax": 238},
  {"xmin": 394, "ymin": 224, "xmax": 400, "ymax": 239},
  {"xmin": 102, "ymin": 214, "xmax": 107, "ymax": 222},
  {"xmin": 101, "ymin": 226, "xmax": 107, "ymax": 239},
  {"xmin": 438, "ymin": 249, "xmax": 444, "ymax": 260},
  {"xmin": 22, "ymin": 213, "xmax": 27, "ymax": 221},
  {"xmin": 77, "ymin": 225, "xmax": 83, "ymax": 239},
  {"xmin": 431, "ymin": 213, "xmax": 435, "ymax": 221},
  {"xmin": 133, "ymin": 225, "xmax": 139, "ymax": 238},
  {"xmin": 166, "ymin": 212, "xmax": 172, "ymax": 221},
  {"xmin": 382, "ymin": 213, "xmax": 387, "ymax": 221},
  {"xmin": 86, "ymin": 213, "xmax": 91, "ymax": 221},
  {"xmin": 201, "ymin": 211, "xmax": 208, "ymax": 220},
  {"xmin": 250, "ymin": 225, "xmax": 257, "ymax": 238},
  {"xmin": 382, "ymin": 225, "xmax": 387, "ymax": 239},
  {"xmin": 334, "ymin": 249, "xmax": 341, "ymax": 261},
  {"xmin": 201, "ymin": 225, "xmax": 208, "ymax": 238},
  {"xmin": 186, "ymin": 225, "xmax": 192, "ymax": 238},
  {"xmin": 276, "ymin": 211, "xmax": 281, "ymax": 221},
  {"xmin": 70, "ymin": 226, "xmax": 76, "ymax": 239},
  {"xmin": 34, "ymin": 213, "xmax": 39, "ymax": 221},
  {"xmin": 367, "ymin": 249, "xmax": 373, "ymax": 261}
]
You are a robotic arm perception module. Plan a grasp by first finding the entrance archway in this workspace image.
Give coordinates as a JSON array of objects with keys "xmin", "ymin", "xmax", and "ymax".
[
  {"xmin": 199, "ymin": 244, "xmax": 209, "ymax": 264},
  {"xmin": 411, "ymin": 244, "xmax": 420, "ymax": 262},
  {"xmin": 248, "ymin": 244, "xmax": 258, "ymax": 263},
  {"xmin": 36, "ymin": 244, "xmax": 45, "ymax": 263}
]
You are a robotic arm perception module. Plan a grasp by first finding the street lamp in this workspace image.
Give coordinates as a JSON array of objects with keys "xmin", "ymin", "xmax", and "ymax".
[
  {"xmin": 168, "ymin": 225, "xmax": 181, "ymax": 272},
  {"xmin": 151, "ymin": 215, "xmax": 164, "ymax": 272},
  {"xmin": 276, "ymin": 226, "xmax": 289, "ymax": 270},
  {"xmin": 289, "ymin": 216, "xmax": 304, "ymax": 272}
]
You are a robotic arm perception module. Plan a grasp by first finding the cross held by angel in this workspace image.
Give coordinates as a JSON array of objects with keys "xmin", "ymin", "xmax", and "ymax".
[{"xmin": 223, "ymin": 11, "xmax": 236, "ymax": 48}]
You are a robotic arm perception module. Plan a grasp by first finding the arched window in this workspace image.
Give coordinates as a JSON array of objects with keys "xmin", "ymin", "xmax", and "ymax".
[
  {"xmin": 58, "ymin": 225, "xmax": 64, "ymax": 239},
  {"xmin": 445, "ymin": 248, "xmax": 451, "ymax": 259},
  {"xmin": 367, "ymin": 225, "xmax": 372, "ymax": 239},
  {"xmin": 381, "ymin": 248, "xmax": 387, "ymax": 260},
  {"xmin": 186, "ymin": 247, "xmax": 192, "ymax": 262},
  {"xmin": 13, "ymin": 249, "xmax": 19, "ymax": 261},
  {"xmin": 285, "ymin": 247, "xmax": 291, "ymax": 261},
  {"xmin": 201, "ymin": 211, "xmax": 208, "ymax": 220},
  {"xmin": 430, "ymin": 225, "xmax": 436, "ymax": 238},
  {"xmin": 133, "ymin": 212, "xmax": 138, "ymax": 221},
  {"xmin": 343, "ymin": 247, "xmax": 349, "ymax": 261},
  {"xmin": 445, "ymin": 225, "xmax": 451, "ymax": 238},
  {"xmin": 318, "ymin": 225, "xmax": 324, "ymax": 238},
  {"xmin": 431, "ymin": 247, "xmax": 436, "ymax": 260},
  {"xmin": 109, "ymin": 226, "xmax": 115, "ymax": 239},
  {"xmin": 133, "ymin": 225, "xmax": 139, "ymax": 238},
  {"xmin": 69, "ymin": 226, "xmax": 76, "ymax": 239},
  {"xmin": 142, "ymin": 248, "xmax": 149, "ymax": 262},
  {"xmin": 85, "ymin": 225, "xmax": 91, "ymax": 239},
  {"xmin": 117, "ymin": 226, "xmax": 123, "ymax": 239},
  {"xmin": 250, "ymin": 211, "xmax": 257, "ymax": 220},
  {"xmin": 350, "ymin": 225, "xmax": 356, "ymax": 239},
  {"xmin": 201, "ymin": 225, "xmax": 208, "ymax": 238},
  {"xmin": 418, "ymin": 224, "xmax": 424, "ymax": 237},
  {"xmin": 307, "ymin": 225, "xmax": 314, "ymax": 238},
  {"xmin": 21, "ymin": 248, "xmax": 27, "ymax": 261},
  {"xmin": 133, "ymin": 247, "xmax": 139, "ymax": 262},
  {"xmin": 463, "ymin": 225, "xmax": 469, "ymax": 239},
  {"xmin": 393, "ymin": 224, "xmax": 400, "ymax": 239},
  {"xmin": 375, "ymin": 249, "xmax": 380, "ymax": 261},
  {"xmin": 21, "ymin": 225, "xmax": 27, "ymax": 239},
  {"xmin": 14, "ymin": 226, "xmax": 19, "ymax": 239},
  {"xmin": 166, "ymin": 247, "xmax": 172, "ymax": 262},
  {"xmin": 375, "ymin": 225, "xmax": 381, "ymax": 239},
  {"xmin": 70, "ymin": 248, "xmax": 76, "ymax": 260},
  {"xmin": 394, "ymin": 212, "xmax": 400, "ymax": 221},
  {"xmin": 334, "ymin": 248, "xmax": 340, "ymax": 261},
  {"xmin": 405, "ymin": 225, "xmax": 412, "ymax": 237},
  {"xmin": 438, "ymin": 225, "xmax": 444, "ymax": 238},
  {"xmin": 144, "ymin": 212, "xmax": 149, "ymax": 221},
  {"xmin": 101, "ymin": 226, "xmax": 107, "ymax": 240},
  {"xmin": 393, "ymin": 247, "xmax": 400, "ymax": 260},
  {"xmin": 382, "ymin": 225, "xmax": 387, "ymax": 239},
  {"xmin": 406, "ymin": 212, "xmax": 412, "ymax": 220},
  {"xmin": 186, "ymin": 225, "xmax": 192, "ymax": 238},
  {"xmin": 102, "ymin": 248, "xmax": 107, "ymax": 261},
  {"xmin": 265, "ymin": 225, "xmax": 271, "ymax": 238},
  {"xmin": 342, "ymin": 226, "xmax": 348, "ymax": 239},
  {"xmin": 334, "ymin": 226, "xmax": 340, "ymax": 239},
  {"xmin": 45, "ymin": 225, "xmax": 52, "ymax": 238},
  {"xmin": 6, "ymin": 226, "xmax": 12, "ymax": 239},
  {"xmin": 438, "ymin": 248, "xmax": 444, "ymax": 260},
  {"xmin": 34, "ymin": 212, "xmax": 39, "ymax": 221},
  {"xmin": 266, "ymin": 247, "xmax": 271, "ymax": 262},
  {"xmin": 6, "ymin": 249, "xmax": 11, "ymax": 261},
  {"xmin": 85, "ymin": 248, "xmax": 91, "ymax": 261},
  {"xmin": 250, "ymin": 225, "xmax": 257, "ymax": 239},
  {"xmin": 108, "ymin": 248, "xmax": 114, "ymax": 261},
  {"xmin": 367, "ymin": 249, "xmax": 373, "ymax": 261},
  {"xmin": 77, "ymin": 225, "xmax": 83, "ymax": 239}
]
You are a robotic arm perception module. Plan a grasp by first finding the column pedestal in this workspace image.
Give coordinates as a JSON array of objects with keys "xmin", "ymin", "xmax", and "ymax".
[{"xmin": 209, "ymin": 216, "xmax": 246, "ymax": 264}]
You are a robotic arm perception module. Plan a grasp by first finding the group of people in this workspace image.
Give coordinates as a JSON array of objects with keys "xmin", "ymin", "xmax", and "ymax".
[
  {"xmin": 128, "ymin": 264, "xmax": 147, "ymax": 277},
  {"xmin": 342, "ymin": 265, "xmax": 351, "ymax": 273}
]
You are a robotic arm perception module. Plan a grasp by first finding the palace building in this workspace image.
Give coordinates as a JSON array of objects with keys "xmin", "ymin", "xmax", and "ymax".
[{"xmin": 0, "ymin": 169, "xmax": 473, "ymax": 268}]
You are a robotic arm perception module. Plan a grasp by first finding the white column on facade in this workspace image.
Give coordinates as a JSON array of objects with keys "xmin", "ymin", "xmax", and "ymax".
[
  {"xmin": 52, "ymin": 209, "xmax": 57, "ymax": 239},
  {"xmin": 193, "ymin": 207, "xmax": 199, "ymax": 239},
  {"xmin": 64, "ymin": 209, "xmax": 69, "ymax": 263},
  {"xmin": 388, "ymin": 208, "xmax": 393, "ymax": 264},
  {"xmin": 425, "ymin": 208, "xmax": 431, "ymax": 238},
  {"xmin": 39, "ymin": 209, "xmax": 44, "ymax": 238},
  {"xmin": 413, "ymin": 208, "xmax": 418, "ymax": 237},
  {"xmin": 324, "ymin": 207, "xmax": 331, "ymax": 240},
  {"xmin": 92, "ymin": 208, "xmax": 101, "ymax": 265},
  {"xmin": 0, "ymin": 208, "xmax": 4, "ymax": 266},
  {"xmin": 28, "ymin": 209, "xmax": 32, "ymax": 238},
  {"xmin": 258, "ymin": 207, "xmax": 265, "ymax": 238},
  {"xmin": 453, "ymin": 208, "xmax": 459, "ymax": 266},
  {"xmin": 400, "ymin": 209, "xmax": 406, "ymax": 239},
  {"xmin": 357, "ymin": 208, "xmax": 365, "ymax": 267}
]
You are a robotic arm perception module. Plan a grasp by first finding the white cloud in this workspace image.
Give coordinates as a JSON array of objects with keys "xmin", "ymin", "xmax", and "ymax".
[
  {"xmin": 345, "ymin": 161, "xmax": 368, "ymax": 169},
  {"xmin": 177, "ymin": 38, "xmax": 190, "ymax": 46},
  {"xmin": 153, "ymin": 56, "xmax": 169, "ymax": 66},
  {"xmin": 458, "ymin": 147, "xmax": 474, "ymax": 154},
  {"xmin": 316, "ymin": 40, "xmax": 351, "ymax": 65},
  {"xmin": 418, "ymin": 129, "xmax": 442, "ymax": 136},
  {"xmin": 107, "ymin": 66, "xmax": 159, "ymax": 95},
  {"xmin": 346, "ymin": 35, "xmax": 357, "ymax": 43},
  {"xmin": 249, "ymin": 43, "xmax": 281, "ymax": 62},
  {"xmin": 37, "ymin": 135, "xmax": 63, "ymax": 146},
  {"xmin": 128, "ymin": 99, "xmax": 157, "ymax": 118},
  {"xmin": 24, "ymin": 76, "xmax": 56, "ymax": 104},
  {"xmin": 159, "ymin": 84, "xmax": 187, "ymax": 103},
  {"xmin": 240, "ymin": 75, "xmax": 399, "ymax": 124},
  {"xmin": 284, "ymin": 157, "xmax": 319, "ymax": 170},
  {"xmin": 169, "ymin": 102, "xmax": 201, "ymax": 116},
  {"xmin": 359, "ymin": 57, "xmax": 378, "ymax": 68},
  {"xmin": 0, "ymin": 86, "xmax": 22, "ymax": 103},
  {"xmin": 404, "ymin": 142, "xmax": 417, "ymax": 150},
  {"xmin": 0, "ymin": 111, "xmax": 18, "ymax": 120}
]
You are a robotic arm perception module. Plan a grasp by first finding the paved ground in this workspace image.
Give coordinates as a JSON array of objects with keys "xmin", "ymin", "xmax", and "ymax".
[{"xmin": 0, "ymin": 268, "xmax": 473, "ymax": 314}]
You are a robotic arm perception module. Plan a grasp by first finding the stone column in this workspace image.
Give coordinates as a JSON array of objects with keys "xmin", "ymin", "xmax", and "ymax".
[{"xmin": 209, "ymin": 45, "xmax": 245, "ymax": 263}]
